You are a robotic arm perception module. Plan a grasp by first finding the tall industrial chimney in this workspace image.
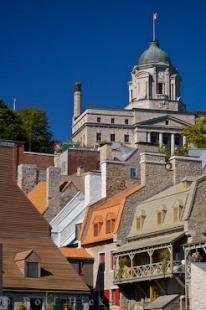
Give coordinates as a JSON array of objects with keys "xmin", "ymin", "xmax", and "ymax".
[{"xmin": 73, "ymin": 81, "xmax": 81, "ymax": 120}]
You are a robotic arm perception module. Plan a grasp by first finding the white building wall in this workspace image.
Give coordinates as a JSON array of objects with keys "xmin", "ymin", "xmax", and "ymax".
[{"xmin": 85, "ymin": 172, "xmax": 102, "ymax": 205}]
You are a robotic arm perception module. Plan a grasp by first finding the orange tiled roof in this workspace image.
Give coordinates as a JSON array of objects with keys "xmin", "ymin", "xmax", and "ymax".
[
  {"xmin": 81, "ymin": 183, "xmax": 143, "ymax": 245},
  {"xmin": 27, "ymin": 181, "xmax": 47, "ymax": 214},
  {"xmin": 59, "ymin": 247, "xmax": 94, "ymax": 260}
]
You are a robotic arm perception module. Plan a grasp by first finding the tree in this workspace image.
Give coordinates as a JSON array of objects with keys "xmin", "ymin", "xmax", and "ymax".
[
  {"xmin": 0, "ymin": 100, "xmax": 24, "ymax": 141},
  {"xmin": 17, "ymin": 107, "xmax": 54, "ymax": 153},
  {"xmin": 183, "ymin": 118, "xmax": 206, "ymax": 148}
]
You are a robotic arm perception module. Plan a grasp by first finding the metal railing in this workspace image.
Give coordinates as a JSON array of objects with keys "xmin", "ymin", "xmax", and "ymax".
[{"xmin": 114, "ymin": 260, "xmax": 183, "ymax": 283}]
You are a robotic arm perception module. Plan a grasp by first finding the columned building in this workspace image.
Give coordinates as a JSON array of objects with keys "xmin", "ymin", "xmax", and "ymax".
[{"xmin": 72, "ymin": 40, "xmax": 195, "ymax": 153}]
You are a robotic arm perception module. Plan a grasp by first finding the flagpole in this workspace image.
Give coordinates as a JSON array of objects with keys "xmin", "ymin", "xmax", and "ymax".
[
  {"xmin": 13, "ymin": 98, "xmax": 16, "ymax": 112},
  {"xmin": 152, "ymin": 12, "xmax": 158, "ymax": 41}
]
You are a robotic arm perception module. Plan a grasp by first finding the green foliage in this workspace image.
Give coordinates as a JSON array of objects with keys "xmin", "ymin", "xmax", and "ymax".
[
  {"xmin": 0, "ymin": 99, "xmax": 24, "ymax": 141},
  {"xmin": 117, "ymin": 257, "xmax": 128, "ymax": 279},
  {"xmin": 17, "ymin": 107, "xmax": 54, "ymax": 153},
  {"xmin": 159, "ymin": 248, "xmax": 170, "ymax": 274},
  {"xmin": 0, "ymin": 100, "xmax": 54, "ymax": 153},
  {"xmin": 159, "ymin": 145, "xmax": 170, "ymax": 162},
  {"xmin": 174, "ymin": 145, "xmax": 188, "ymax": 156},
  {"xmin": 159, "ymin": 144, "xmax": 188, "ymax": 160},
  {"xmin": 183, "ymin": 118, "xmax": 206, "ymax": 148}
]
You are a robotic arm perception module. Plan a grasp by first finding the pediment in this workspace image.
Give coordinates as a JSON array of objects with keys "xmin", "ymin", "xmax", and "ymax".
[{"xmin": 137, "ymin": 115, "xmax": 192, "ymax": 129}]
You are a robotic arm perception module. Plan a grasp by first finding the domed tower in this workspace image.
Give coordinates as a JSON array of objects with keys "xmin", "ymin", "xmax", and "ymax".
[{"xmin": 125, "ymin": 40, "xmax": 186, "ymax": 112}]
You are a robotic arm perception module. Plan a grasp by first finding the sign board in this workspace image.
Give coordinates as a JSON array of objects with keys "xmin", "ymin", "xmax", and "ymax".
[{"xmin": 0, "ymin": 296, "xmax": 9, "ymax": 310}]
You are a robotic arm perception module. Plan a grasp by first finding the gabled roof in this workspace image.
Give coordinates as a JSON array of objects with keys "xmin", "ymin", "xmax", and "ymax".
[
  {"xmin": 136, "ymin": 114, "xmax": 192, "ymax": 127},
  {"xmin": 113, "ymin": 231, "xmax": 184, "ymax": 254},
  {"xmin": 0, "ymin": 145, "xmax": 89, "ymax": 293},
  {"xmin": 14, "ymin": 249, "xmax": 33, "ymax": 261},
  {"xmin": 81, "ymin": 183, "xmax": 143, "ymax": 246}
]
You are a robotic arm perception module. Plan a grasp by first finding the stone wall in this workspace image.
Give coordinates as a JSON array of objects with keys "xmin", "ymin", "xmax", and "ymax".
[
  {"xmin": 101, "ymin": 161, "xmax": 129, "ymax": 198},
  {"xmin": 46, "ymin": 167, "xmax": 60, "ymax": 206},
  {"xmin": 117, "ymin": 152, "xmax": 204, "ymax": 242},
  {"xmin": 191, "ymin": 262, "xmax": 206, "ymax": 310},
  {"xmin": 17, "ymin": 164, "xmax": 38, "ymax": 194},
  {"xmin": 44, "ymin": 182, "xmax": 78, "ymax": 222},
  {"xmin": 170, "ymin": 156, "xmax": 202, "ymax": 184}
]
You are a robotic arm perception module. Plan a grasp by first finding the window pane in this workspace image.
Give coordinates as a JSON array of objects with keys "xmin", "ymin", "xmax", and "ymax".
[
  {"xmin": 27, "ymin": 262, "xmax": 39, "ymax": 278},
  {"xmin": 130, "ymin": 168, "xmax": 137, "ymax": 178},
  {"xmin": 96, "ymin": 133, "xmax": 101, "ymax": 142},
  {"xmin": 124, "ymin": 134, "xmax": 129, "ymax": 143},
  {"xmin": 110, "ymin": 134, "xmax": 115, "ymax": 142}
]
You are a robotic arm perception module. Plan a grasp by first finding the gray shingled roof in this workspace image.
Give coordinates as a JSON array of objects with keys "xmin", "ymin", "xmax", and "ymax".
[{"xmin": 113, "ymin": 231, "xmax": 184, "ymax": 254}]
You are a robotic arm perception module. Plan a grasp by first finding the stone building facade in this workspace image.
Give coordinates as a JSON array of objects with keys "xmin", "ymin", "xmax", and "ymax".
[{"xmin": 72, "ymin": 40, "xmax": 195, "ymax": 153}]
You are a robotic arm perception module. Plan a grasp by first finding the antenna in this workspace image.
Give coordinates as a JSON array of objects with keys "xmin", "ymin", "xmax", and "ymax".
[{"xmin": 152, "ymin": 12, "xmax": 158, "ymax": 41}]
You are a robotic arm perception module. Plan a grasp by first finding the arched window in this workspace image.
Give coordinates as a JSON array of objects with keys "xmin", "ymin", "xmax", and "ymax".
[
  {"xmin": 106, "ymin": 212, "xmax": 116, "ymax": 234},
  {"xmin": 93, "ymin": 215, "xmax": 103, "ymax": 237}
]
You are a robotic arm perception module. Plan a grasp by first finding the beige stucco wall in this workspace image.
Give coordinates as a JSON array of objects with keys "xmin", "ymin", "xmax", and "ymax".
[{"xmin": 86, "ymin": 242, "xmax": 118, "ymax": 291}]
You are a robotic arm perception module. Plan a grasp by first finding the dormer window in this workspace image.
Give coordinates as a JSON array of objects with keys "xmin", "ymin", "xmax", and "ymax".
[
  {"xmin": 157, "ymin": 207, "xmax": 166, "ymax": 226},
  {"xmin": 106, "ymin": 212, "xmax": 116, "ymax": 234},
  {"xmin": 15, "ymin": 250, "xmax": 40, "ymax": 278},
  {"xmin": 93, "ymin": 215, "xmax": 103, "ymax": 237},
  {"xmin": 136, "ymin": 210, "xmax": 146, "ymax": 231},
  {"xmin": 173, "ymin": 201, "xmax": 183, "ymax": 223}
]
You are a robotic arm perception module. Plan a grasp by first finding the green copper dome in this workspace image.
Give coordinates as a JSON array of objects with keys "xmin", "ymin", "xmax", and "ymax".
[{"xmin": 139, "ymin": 41, "xmax": 171, "ymax": 66}]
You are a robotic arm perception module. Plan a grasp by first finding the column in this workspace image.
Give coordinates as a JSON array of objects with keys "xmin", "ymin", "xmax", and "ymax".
[
  {"xmin": 171, "ymin": 133, "xmax": 175, "ymax": 155},
  {"xmin": 183, "ymin": 135, "xmax": 187, "ymax": 146},
  {"xmin": 159, "ymin": 132, "xmax": 163, "ymax": 147},
  {"xmin": 147, "ymin": 132, "xmax": 151, "ymax": 143}
]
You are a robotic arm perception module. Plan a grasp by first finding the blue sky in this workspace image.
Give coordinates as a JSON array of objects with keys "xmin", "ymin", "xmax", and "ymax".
[{"xmin": 0, "ymin": 0, "xmax": 206, "ymax": 141}]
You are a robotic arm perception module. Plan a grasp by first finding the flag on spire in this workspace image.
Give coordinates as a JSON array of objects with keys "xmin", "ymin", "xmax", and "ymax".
[{"xmin": 153, "ymin": 12, "xmax": 158, "ymax": 20}]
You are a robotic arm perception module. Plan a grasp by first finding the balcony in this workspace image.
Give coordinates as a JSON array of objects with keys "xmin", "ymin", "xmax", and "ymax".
[{"xmin": 114, "ymin": 260, "xmax": 184, "ymax": 284}]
